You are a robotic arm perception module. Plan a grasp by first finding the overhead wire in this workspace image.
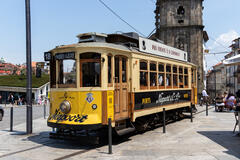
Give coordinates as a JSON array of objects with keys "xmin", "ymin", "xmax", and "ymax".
[
  {"xmin": 208, "ymin": 36, "xmax": 231, "ymax": 52},
  {"xmin": 98, "ymin": 0, "xmax": 146, "ymax": 37}
]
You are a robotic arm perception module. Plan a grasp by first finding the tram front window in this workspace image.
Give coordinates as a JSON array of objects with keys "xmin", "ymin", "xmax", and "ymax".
[
  {"xmin": 82, "ymin": 62, "xmax": 100, "ymax": 87},
  {"xmin": 80, "ymin": 52, "xmax": 101, "ymax": 87},
  {"xmin": 58, "ymin": 59, "xmax": 76, "ymax": 87}
]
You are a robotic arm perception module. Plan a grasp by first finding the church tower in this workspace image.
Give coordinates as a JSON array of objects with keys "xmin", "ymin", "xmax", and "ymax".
[{"xmin": 155, "ymin": 0, "xmax": 206, "ymax": 96}]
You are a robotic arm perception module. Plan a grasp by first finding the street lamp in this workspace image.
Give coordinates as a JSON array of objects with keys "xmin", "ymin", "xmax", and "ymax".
[{"xmin": 25, "ymin": 0, "xmax": 32, "ymax": 134}]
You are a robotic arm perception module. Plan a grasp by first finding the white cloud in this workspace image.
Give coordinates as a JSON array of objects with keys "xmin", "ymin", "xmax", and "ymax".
[
  {"xmin": 209, "ymin": 30, "xmax": 239, "ymax": 51},
  {"xmin": 206, "ymin": 30, "xmax": 240, "ymax": 70}
]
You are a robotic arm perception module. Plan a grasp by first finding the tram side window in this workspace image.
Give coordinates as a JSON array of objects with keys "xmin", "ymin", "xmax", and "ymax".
[
  {"xmin": 150, "ymin": 62, "xmax": 157, "ymax": 88},
  {"xmin": 140, "ymin": 61, "xmax": 148, "ymax": 89},
  {"xmin": 184, "ymin": 68, "xmax": 189, "ymax": 87},
  {"xmin": 173, "ymin": 65, "xmax": 178, "ymax": 88},
  {"xmin": 58, "ymin": 59, "xmax": 76, "ymax": 88},
  {"xmin": 80, "ymin": 53, "xmax": 101, "ymax": 87},
  {"xmin": 158, "ymin": 63, "xmax": 165, "ymax": 88},
  {"xmin": 179, "ymin": 66, "xmax": 183, "ymax": 88},
  {"xmin": 191, "ymin": 69, "xmax": 195, "ymax": 84},
  {"xmin": 108, "ymin": 55, "xmax": 112, "ymax": 84},
  {"xmin": 166, "ymin": 65, "xmax": 172, "ymax": 87},
  {"xmin": 115, "ymin": 57, "xmax": 120, "ymax": 83},
  {"xmin": 122, "ymin": 57, "xmax": 127, "ymax": 83}
]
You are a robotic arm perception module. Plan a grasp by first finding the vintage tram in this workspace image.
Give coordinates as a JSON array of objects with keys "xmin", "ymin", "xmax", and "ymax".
[{"xmin": 45, "ymin": 32, "xmax": 197, "ymax": 135}]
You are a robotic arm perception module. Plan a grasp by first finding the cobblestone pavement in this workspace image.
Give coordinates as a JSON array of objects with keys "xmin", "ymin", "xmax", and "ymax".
[{"xmin": 0, "ymin": 105, "xmax": 239, "ymax": 160}]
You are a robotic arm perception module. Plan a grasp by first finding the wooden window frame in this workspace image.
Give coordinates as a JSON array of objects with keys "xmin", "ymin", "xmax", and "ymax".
[
  {"xmin": 80, "ymin": 54, "xmax": 101, "ymax": 87},
  {"xmin": 158, "ymin": 62, "xmax": 165, "ymax": 89},
  {"xmin": 140, "ymin": 60, "xmax": 148, "ymax": 90},
  {"xmin": 108, "ymin": 54, "xmax": 113, "ymax": 87},
  {"xmin": 166, "ymin": 64, "xmax": 172, "ymax": 89},
  {"xmin": 184, "ymin": 67, "xmax": 189, "ymax": 88},
  {"xmin": 57, "ymin": 59, "xmax": 77, "ymax": 88},
  {"xmin": 150, "ymin": 62, "xmax": 157, "ymax": 89},
  {"xmin": 173, "ymin": 65, "xmax": 178, "ymax": 88},
  {"xmin": 179, "ymin": 66, "xmax": 184, "ymax": 88}
]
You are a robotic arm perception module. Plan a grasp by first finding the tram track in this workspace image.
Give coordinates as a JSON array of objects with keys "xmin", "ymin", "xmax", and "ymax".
[{"xmin": 193, "ymin": 105, "xmax": 215, "ymax": 116}]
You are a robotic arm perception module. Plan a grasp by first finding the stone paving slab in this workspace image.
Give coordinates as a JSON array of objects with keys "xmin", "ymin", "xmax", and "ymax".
[{"xmin": 0, "ymin": 105, "xmax": 239, "ymax": 160}]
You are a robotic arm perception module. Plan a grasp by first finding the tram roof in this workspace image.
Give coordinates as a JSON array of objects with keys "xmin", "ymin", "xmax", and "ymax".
[
  {"xmin": 48, "ymin": 32, "xmax": 194, "ymax": 66},
  {"xmin": 49, "ymin": 42, "xmax": 195, "ymax": 66}
]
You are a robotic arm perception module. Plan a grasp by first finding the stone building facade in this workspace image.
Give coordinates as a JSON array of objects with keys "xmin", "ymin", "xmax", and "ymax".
[{"xmin": 154, "ymin": 0, "xmax": 207, "ymax": 98}]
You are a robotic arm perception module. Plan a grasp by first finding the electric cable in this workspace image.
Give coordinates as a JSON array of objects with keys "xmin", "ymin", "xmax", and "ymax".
[{"xmin": 98, "ymin": 0, "xmax": 146, "ymax": 37}]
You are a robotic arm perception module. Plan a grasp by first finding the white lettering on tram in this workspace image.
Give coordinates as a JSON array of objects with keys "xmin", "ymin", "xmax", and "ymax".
[{"xmin": 156, "ymin": 92, "xmax": 181, "ymax": 104}]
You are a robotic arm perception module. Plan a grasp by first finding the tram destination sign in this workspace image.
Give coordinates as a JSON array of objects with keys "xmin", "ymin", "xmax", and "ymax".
[
  {"xmin": 55, "ymin": 52, "xmax": 75, "ymax": 60},
  {"xmin": 139, "ymin": 37, "xmax": 187, "ymax": 62}
]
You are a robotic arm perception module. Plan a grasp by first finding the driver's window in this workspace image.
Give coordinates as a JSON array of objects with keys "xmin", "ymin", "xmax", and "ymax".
[{"xmin": 80, "ymin": 52, "xmax": 101, "ymax": 87}]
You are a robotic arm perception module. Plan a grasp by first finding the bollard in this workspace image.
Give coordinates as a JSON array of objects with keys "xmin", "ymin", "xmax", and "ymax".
[
  {"xmin": 10, "ymin": 107, "xmax": 13, "ymax": 132},
  {"xmin": 206, "ymin": 102, "xmax": 208, "ymax": 116},
  {"xmin": 163, "ymin": 108, "xmax": 166, "ymax": 133},
  {"xmin": 190, "ymin": 105, "xmax": 193, "ymax": 123},
  {"xmin": 108, "ymin": 118, "xmax": 112, "ymax": 154},
  {"xmin": 43, "ymin": 103, "xmax": 46, "ymax": 119}
]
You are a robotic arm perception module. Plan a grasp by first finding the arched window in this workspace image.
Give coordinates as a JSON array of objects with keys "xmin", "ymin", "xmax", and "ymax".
[{"xmin": 177, "ymin": 6, "xmax": 185, "ymax": 15}]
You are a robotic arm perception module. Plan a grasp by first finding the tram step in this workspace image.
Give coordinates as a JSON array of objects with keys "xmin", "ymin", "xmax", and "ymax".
[{"xmin": 115, "ymin": 127, "xmax": 135, "ymax": 136}]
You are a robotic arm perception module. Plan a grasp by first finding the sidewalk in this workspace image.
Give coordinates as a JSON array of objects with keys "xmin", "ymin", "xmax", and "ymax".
[
  {"xmin": 0, "ymin": 105, "xmax": 239, "ymax": 160},
  {"xmin": 0, "ymin": 104, "xmax": 45, "ymax": 108}
]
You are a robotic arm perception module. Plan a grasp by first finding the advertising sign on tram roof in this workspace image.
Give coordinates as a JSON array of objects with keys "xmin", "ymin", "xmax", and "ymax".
[{"xmin": 139, "ymin": 37, "xmax": 188, "ymax": 62}]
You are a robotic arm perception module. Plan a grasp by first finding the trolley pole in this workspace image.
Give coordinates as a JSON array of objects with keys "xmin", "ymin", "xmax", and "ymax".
[
  {"xmin": 10, "ymin": 107, "xmax": 13, "ymax": 132},
  {"xmin": 163, "ymin": 108, "xmax": 166, "ymax": 133},
  {"xmin": 25, "ymin": 0, "xmax": 33, "ymax": 134},
  {"xmin": 108, "ymin": 118, "xmax": 112, "ymax": 154}
]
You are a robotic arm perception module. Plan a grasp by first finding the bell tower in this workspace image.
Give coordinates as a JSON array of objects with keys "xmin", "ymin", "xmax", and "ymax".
[{"xmin": 155, "ymin": 0, "xmax": 206, "ymax": 96}]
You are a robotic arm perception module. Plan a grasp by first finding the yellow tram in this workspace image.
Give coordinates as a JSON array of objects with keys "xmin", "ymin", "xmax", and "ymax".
[{"xmin": 44, "ymin": 32, "xmax": 197, "ymax": 135}]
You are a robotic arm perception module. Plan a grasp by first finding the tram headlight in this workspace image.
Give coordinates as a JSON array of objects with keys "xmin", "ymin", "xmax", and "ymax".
[
  {"xmin": 59, "ymin": 100, "xmax": 71, "ymax": 114},
  {"xmin": 92, "ymin": 104, "xmax": 97, "ymax": 110}
]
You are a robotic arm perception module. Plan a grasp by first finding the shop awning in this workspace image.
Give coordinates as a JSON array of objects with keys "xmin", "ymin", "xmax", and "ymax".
[{"xmin": 223, "ymin": 54, "xmax": 240, "ymax": 66}]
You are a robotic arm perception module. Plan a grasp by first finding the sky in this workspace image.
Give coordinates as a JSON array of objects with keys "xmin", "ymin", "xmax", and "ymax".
[{"xmin": 0, "ymin": 0, "xmax": 239, "ymax": 70}]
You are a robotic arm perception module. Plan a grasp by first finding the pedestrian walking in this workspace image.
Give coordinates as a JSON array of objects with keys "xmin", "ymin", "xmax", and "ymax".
[{"xmin": 202, "ymin": 88, "xmax": 208, "ymax": 106}]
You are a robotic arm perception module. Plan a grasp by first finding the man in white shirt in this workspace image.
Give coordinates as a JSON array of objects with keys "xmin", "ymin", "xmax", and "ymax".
[{"xmin": 202, "ymin": 89, "xmax": 208, "ymax": 105}]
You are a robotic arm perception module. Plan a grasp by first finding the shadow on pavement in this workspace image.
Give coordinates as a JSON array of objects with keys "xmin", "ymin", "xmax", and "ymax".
[
  {"xmin": 198, "ymin": 131, "xmax": 240, "ymax": 159},
  {"xmin": 27, "ymin": 131, "xmax": 132, "ymax": 149}
]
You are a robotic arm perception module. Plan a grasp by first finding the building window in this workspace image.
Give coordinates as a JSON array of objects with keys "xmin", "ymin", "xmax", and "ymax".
[{"xmin": 177, "ymin": 6, "xmax": 185, "ymax": 15}]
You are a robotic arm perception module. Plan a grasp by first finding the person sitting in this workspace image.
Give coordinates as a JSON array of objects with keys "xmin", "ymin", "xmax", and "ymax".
[
  {"xmin": 215, "ymin": 93, "xmax": 225, "ymax": 112},
  {"xmin": 225, "ymin": 93, "xmax": 236, "ymax": 111}
]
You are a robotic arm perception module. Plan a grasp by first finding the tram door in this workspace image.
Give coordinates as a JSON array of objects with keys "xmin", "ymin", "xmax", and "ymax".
[{"xmin": 114, "ymin": 56, "xmax": 128, "ymax": 120}]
